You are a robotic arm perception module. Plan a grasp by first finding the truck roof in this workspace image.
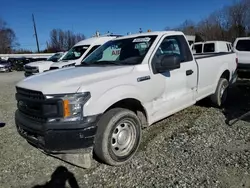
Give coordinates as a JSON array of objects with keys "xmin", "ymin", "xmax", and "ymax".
[
  {"xmin": 194, "ymin": 41, "xmax": 232, "ymax": 45},
  {"xmin": 112, "ymin": 31, "xmax": 184, "ymax": 40},
  {"xmin": 235, "ymin": 37, "xmax": 250, "ymax": 40},
  {"xmin": 74, "ymin": 36, "xmax": 118, "ymax": 47}
]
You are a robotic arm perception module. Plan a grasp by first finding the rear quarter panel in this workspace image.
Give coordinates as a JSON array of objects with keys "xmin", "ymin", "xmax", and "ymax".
[{"xmin": 195, "ymin": 53, "xmax": 236, "ymax": 100}]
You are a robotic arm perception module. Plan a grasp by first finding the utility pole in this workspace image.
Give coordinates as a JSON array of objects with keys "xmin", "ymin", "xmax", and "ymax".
[{"xmin": 32, "ymin": 14, "xmax": 40, "ymax": 53}]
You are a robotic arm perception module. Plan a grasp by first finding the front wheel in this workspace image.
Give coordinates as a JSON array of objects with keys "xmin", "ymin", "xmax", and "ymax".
[
  {"xmin": 94, "ymin": 108, "xmax": 142, "ymax": 166},
  {"xmin": 210, "ymin": 78, "xmax": 229, "ymax": 107}
]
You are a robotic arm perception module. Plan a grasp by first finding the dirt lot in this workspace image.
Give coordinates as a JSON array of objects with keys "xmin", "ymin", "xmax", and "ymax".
[{"xmin": 0, "ymin": 71, "xmax": 250, "ymax": 188}]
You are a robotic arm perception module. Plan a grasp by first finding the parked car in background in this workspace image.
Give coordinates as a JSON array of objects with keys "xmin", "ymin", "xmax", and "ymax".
[
  {"xmin": 23, "ymin": 52, "xmax": 66, "ymax": 77},
  {"xmin": 0, "ymin": 59, "xmax": 12, "ymax": 72},
  {"xmin": 233, "ymin": 37, "xmax": 250, "ymax": 76},
  {"xmin": 49, "ymin": 35, "xmax": 122, "ymax": 70},
  {"xmin": 9, "ymin": 57, "xmax": 34, "ymax": 71},
  {"xmin": 191, "ymin": 41, "xmax": 233, "ymax": 54}
]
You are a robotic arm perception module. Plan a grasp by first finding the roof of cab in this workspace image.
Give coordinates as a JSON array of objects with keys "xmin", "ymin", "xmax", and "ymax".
[
  {"xmin": 73, "ymin": 36, "xmax": 118, "ymax": 47},
  {"xmin": 112, "ymin": 31, "xmax": 184, "ymax": 41},
  {"xmin": 193, "ymin": 41, "xmax": 232, "ymax": 45}
]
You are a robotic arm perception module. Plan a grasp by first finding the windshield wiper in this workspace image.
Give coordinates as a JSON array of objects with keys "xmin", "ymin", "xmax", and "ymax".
[
  {"xmin": 77, "ymin": 61, "xmax": 121, "ymax": 67},
  {"xmin": 92, "ymin": 61, "xmax": 121, "ymax": 65}
]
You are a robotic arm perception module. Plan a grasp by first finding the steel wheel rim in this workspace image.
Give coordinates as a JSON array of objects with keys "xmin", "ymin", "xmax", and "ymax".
[{"xmin": 111, "ymin": 119, "xmax": 137, "ymax": 157}]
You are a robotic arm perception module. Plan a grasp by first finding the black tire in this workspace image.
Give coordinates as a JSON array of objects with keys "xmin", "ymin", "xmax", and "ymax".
[
  {"xmin": 210, "ymin": 78, "xmax": 229, "ymax": 107},
  {"xmin": 94, "ymin": 108, "xmax": 142, "ymax": 166}
]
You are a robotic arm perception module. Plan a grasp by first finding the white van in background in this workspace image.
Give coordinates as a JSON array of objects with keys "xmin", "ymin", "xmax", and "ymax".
[
  {"xmin": 233, "ymin": 37, "xmax": 250, "ymax": 74},
  {"xmin": 49, "ymin": 35, "xmax": 121, "ymax": 70},
  {"xmin": 192, "ymin": 41, "xmax": 233, "ymax": 54},
  {"xmin": 186, "ymin": 35, "xmax": 196, "ymax": 46},
  {"xmin": 23, "ymin": 52, "xmax": 66, "ymax": 77}
]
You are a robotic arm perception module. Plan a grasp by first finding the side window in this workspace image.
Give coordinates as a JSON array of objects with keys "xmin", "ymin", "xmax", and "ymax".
[
  {"xmin": 152, "ymin": 35, "xmax": 192, "ymax": 69},
  {"xmin": 194, "ymin": 44, "xmax": 202, "ymax": 53},
  {"xmin": 226, "ymin": 44, "xmax": 230, "ymax": 52},
  {"xmin": 203, "ymin": 43, "xmax": 215, "ymax": 53},
  {"xmin": 85, "ymin": 45, "xmax": 101, "ymax": 58},
  {"xmin": 153, "ymin": 37, "xmax": 181, "ymax": 60}
]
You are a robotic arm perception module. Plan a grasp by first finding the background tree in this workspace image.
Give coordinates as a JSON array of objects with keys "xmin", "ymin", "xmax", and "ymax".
[
  {"xmin": 47, "ymin": 29, "xmax": 85, "ymax": 52},
  {"xmin": 0, "ymin": 18, "xmax": 19, "ymax": 53},
  {"xmin": 167, "ymin": 0, "xmax": 250, "ymax": 42}
]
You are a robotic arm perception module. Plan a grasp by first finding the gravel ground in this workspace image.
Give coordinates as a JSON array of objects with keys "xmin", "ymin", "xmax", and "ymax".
[{"xmin": 0, "ymin": 71, "xmax": 250, "ymax": 188}]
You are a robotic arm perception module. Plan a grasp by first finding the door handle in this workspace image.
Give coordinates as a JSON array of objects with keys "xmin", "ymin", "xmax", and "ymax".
[{"xmin": 186, "ymin": 69, "xmax": 193, "ymax": 76}]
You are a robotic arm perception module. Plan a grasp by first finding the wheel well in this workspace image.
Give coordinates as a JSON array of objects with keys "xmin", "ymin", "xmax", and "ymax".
[
  {"xmin": 221, "ymin": 70, "xmax": 230, "ymax": 81},
  {"xmin": 105, "ymin": 98, "xmax": 148, "ymax": 128}
]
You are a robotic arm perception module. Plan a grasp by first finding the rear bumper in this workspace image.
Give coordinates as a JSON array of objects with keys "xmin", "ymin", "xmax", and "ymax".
[{"xmin": 15, "ymin": 110, "xmax": 100, "ymax": 154}]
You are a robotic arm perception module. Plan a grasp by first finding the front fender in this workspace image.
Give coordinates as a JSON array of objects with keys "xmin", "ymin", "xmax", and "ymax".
[{"xmin": 84, "ymin": 85, "xmax": 145, "ymax": 116}]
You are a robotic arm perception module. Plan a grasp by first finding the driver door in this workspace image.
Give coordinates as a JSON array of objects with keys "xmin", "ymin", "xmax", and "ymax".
[{"xmin": 149, "ymin": 35, "xmax": 197, "ymax": 121}]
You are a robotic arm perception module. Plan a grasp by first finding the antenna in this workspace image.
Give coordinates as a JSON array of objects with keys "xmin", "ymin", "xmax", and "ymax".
[{"xmin": 32, "ymin": 14, "xmax": 40, "ymax": 53}]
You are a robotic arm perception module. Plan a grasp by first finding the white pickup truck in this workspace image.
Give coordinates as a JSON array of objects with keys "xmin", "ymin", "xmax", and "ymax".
[
  {"xmin": 15, "ymin": 31, "xmax": 237, "ymax": 167},
  {"xmin": 233, "ymin": 37, "xmax": 250, "ymax": 74},
  {"xmin": 23, "ymin": 52, "xmax": 66, "ymax": 77},
  {"xmin": 49, "ymin": 35, "xmax": 121, "ymax": 70}
]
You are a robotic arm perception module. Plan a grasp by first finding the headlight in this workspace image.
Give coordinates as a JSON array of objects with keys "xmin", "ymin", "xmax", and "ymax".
[
  {"xmin": 46, "ymin": 92, "xmax": 90, "ymax": 122},
  {"xmin": 62, "ymin": 63, "xmax": 75, "ymax": 68}
]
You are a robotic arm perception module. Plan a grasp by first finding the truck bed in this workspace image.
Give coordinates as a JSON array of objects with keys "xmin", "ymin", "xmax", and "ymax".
[{"xmin": 194, "ymin": 52, "xmax": 237, "ymax": 100}]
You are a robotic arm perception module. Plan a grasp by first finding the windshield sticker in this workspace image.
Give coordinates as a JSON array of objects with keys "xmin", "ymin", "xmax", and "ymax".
[
  {"xmin": 82, "ymin": 46, "xmax": 88, "ymax": 49},
  {"xmin": 133, "ymin": 37, "xmax": 151, "ymax": 43}
]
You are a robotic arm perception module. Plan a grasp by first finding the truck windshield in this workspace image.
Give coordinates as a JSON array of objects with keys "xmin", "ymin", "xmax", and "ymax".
[
  {"xmin": 62, "ymin": 45, "xmax": 90, "ymax": 61},
  {"xmin": 82, "ymin": 35, "xmax": 157, "ymax": 66},
  {"xmin": 47, "ymin": 53, "xmax": 63, "ymax": 62},
  {"xmin": 236, "ymin": 40, "xmax": 250, "ymax": 51}
]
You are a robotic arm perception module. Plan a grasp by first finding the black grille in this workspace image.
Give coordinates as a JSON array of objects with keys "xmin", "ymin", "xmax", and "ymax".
[
  {"xmin": 16, "ymin": 87, "xmax": 45, "ymax": 100},
  {"xmin": 20, "ymin": 111, "xmax": 47, "ymax": 123},
  {"xmin": 16, "ymin": 87, "xmax": 47, "ymax": 123},
  {"xmin": 49, "ymin": 67, "xmax": 59, "ymax": 70},
  {"xmin": 25, "ymin": 66, "xmax": 37, "ymax": 70}
]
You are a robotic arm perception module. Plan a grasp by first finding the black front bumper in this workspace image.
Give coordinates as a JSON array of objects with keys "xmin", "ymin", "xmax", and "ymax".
[
  {"xmin": 15, "ymin": 110, "xmax": 99, "ymax": 154},
  {"xmin": 24, "ymin": 72, "xmax": 32, "ymax": 77}
]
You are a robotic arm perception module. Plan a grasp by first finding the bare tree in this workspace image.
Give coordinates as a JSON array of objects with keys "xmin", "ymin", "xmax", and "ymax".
[
  {"xmin": 48, "ymin": 29, "xmax": 85, "ymax": 52},
  {"xmin": 0, "ymin": 18, "xmax": 18, "ymax": 53},
  {"xmin": 167, "ymin": 0, "xmax": 250, "ymax": 42}
]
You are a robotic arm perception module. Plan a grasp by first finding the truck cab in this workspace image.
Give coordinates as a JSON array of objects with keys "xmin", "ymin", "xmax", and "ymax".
[
  {"xmin": 15, "ymin": 31, "xmax": 237, "ymax": 167},
  {"xmin": 49, "ymin": 35, "xmax": 121, "ymax": 70}
]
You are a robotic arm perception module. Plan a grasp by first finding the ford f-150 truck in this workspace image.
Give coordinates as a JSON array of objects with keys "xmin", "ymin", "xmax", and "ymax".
[{"xmin": 15, "ymin": 31, "xmax": 237, "ymax": 167}]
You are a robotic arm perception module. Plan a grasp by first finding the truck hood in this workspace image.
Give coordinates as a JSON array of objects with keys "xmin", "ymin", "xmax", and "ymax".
[
  {"xmin": 16, "ymin": 66, "xmax": 134, "ymax": 94},
  {"xmin": 50, "ymin": 60, "xmax": 77, "ymax": 68},
  {"xmin": 25, "ymin": 60, "xmax": 51, "ymax": 67}
]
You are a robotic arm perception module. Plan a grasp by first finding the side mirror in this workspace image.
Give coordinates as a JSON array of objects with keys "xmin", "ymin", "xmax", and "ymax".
[{"xmin": 155, "ymin": 54, "xmax": 181, "ymax": 73}]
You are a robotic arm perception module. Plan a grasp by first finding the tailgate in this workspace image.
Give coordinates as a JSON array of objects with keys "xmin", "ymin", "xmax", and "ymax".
[{"xmin": 236, "ymin": 51, "xmax": 250, "ymax": 64}]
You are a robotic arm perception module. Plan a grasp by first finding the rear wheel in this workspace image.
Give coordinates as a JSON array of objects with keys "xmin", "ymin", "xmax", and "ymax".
[
  {"xmin": 210, "ymin": 78, "xmax": 229, "ymax": 107},
  {"xmin": 94, "ymin": 108, "xmax": 142, "ymax": 166}
]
